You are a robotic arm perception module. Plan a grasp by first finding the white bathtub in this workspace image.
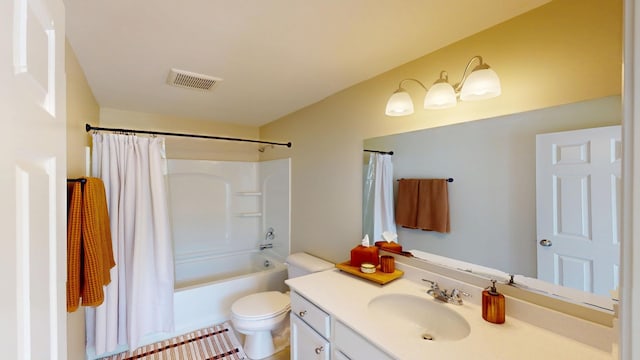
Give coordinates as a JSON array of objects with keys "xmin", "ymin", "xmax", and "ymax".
[{"xmin": 172, "ymin": 250, "xmax": 288, "ymax": 335}]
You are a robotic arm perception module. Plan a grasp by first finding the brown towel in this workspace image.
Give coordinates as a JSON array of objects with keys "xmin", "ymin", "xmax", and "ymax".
[
  {"xmin": 395, "ymin": 179, "xmax": 420, "ymax": 228},
  {"xmin": 395, "ymin": 178, "xmax": 450, "ymax": 233},
  {"xmin": 66, "ymin": 177, "xmax": 116, "ymax": 312}
]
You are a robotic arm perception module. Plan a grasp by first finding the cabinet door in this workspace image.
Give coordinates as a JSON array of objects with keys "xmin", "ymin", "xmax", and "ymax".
[
  {"xmin": 334, "ymin": 320, "xmax": 394, "ymax": 360},
  {"xmin": 334, "ymin": 350, "xmax": 352, "ymax": 360},
  {"xmin": 291, "ymin": 315, "xmax": 330, "ymax": 360}
]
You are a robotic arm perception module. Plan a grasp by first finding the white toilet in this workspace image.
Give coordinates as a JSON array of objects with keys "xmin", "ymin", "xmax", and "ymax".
[{"xmin": 231, "ymin": 252, "xmax": 333, "ymax": 359}]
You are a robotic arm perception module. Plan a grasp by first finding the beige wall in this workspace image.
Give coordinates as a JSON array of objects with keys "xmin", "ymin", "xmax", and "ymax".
[
  {"xmin": 65, "ymin": 40, "xmax": 99, "ymax": 360},
  {"xmin": 100, "ymin": 108, "xmax": 261, "ymax": 161},
  {"xmin": 259, "ymin": 0, "xmax": 623, "ymax": 263},
  {"xmin": 66, "ymin": 40, "xmax": 97, "ymax": 178}
]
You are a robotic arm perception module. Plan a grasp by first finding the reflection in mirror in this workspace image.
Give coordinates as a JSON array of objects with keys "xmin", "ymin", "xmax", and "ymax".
[{"xmin": 363, "ymin": 96, "xmax": 621, "ymax": 310}]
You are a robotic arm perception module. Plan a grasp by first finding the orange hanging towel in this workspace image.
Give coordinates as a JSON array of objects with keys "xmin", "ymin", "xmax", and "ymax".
[
  {"xmin": 66, "ymin": 181, "xmax": 83, "ymax": 312},
  {"xmin": 66, "ymin": 177, "xmax": 116, "ymax": 312}
]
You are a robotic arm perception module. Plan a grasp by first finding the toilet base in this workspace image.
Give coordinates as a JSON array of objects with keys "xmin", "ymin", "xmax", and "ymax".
[{"xmin": 243, "ymin": 330, "xmax": 274, "ymax": 359}]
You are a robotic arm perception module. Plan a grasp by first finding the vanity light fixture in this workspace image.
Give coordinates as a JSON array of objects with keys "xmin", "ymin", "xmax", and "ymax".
[{"xmin": 385, "ymin": 55, "xmax": 501, "ymax": 116}]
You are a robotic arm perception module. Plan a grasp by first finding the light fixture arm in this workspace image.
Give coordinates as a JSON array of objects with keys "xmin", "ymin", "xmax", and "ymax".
[
  {"xmin": 452, "ymin": 55, "xmax": 485, "ymax": 92},
  {"xmin": 396, "ymin": 78, "xmax": 428, "ymax": 92}
]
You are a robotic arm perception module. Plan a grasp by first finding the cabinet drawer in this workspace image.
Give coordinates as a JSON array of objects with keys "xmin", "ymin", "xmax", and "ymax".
[
  {"xmin": 334, "ymin": 320, "xmax": 394, "ymax": 360},
  {"xmin": 290, "ymin": 291, "xmax": 331, "ymax": 338}
]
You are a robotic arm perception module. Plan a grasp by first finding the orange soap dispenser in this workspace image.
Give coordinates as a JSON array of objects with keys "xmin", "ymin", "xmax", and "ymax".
[{"xmin": 482, "ymin": 280, "xmax": 505, "ymax": 324}]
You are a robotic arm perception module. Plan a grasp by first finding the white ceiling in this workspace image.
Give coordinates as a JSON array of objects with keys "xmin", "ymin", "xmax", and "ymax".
[{"xmin": 65, "ymin": 0, "xmax": 549, "ymax": 127}]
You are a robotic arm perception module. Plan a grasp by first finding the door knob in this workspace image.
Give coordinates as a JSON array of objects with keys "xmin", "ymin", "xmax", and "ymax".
[{"xmin": 539, "ymin": 239, "xmax": 552, "ymax": 247}]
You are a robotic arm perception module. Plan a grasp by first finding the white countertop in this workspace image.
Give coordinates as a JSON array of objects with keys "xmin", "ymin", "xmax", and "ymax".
[{"xmin": 286, "ymin": 268, "xmax": 612, "ymax": 360}]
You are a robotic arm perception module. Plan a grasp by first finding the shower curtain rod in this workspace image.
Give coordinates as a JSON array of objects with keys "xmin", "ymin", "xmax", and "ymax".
[
  {"xmin": 85, "ymin": 123, "xmax": 292, "ymax": 148},
  {"xmin": 364, "ymin": 149, "xmax": 394, "ymax": 155}
]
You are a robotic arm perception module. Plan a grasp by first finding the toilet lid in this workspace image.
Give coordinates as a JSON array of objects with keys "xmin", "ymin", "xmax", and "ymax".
[{"xmin": 232, "ymin": 291, "xmax": 290, "ymax": 320}]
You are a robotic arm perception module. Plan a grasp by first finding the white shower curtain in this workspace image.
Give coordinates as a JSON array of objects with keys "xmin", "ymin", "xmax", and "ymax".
[
  {"xmin": 363, "ymin": 153, "xmax": 396, "ymax": 242},
  {"xmin": 86, "ymin": 133, "xmax": 174, "ymax": 356}
]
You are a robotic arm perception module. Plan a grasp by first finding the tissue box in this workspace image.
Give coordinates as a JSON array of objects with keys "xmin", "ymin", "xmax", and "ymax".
[
  {"xmin": 374, "ymin": 241, "xmax": 403, "ymax": 253},
  {"xmin": 350, "ymin": 245, "xmax": 379, "ymax": 267}
]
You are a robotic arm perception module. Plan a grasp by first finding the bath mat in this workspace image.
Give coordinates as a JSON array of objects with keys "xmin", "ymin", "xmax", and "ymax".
[{"xmin": 104, "ymin": 322, "xmax": 247, "ymax": 360}]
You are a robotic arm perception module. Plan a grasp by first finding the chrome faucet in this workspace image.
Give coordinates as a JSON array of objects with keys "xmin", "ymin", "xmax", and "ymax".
[
  {"xmin": 422, "ymin": 279, "xmax": 470, "ymax": 305},
  {"xmin": 260, "ymin": 227, "xmax": 275, "ymax": 250}
]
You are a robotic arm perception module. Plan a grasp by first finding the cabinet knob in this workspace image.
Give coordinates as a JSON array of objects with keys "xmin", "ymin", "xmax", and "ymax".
[
  {"xmin": 315, "ymin": 346, "xmax": 324, "ymax": 354},
  {"xmin": 298, "ymin": 310, "xmax": 307, "ymax": 317}
]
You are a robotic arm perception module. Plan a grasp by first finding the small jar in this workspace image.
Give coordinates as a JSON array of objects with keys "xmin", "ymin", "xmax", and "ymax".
[
  {"xmin": 360, "ymin": 263, "xmax": 376, "ymax": 274},
  {"xmin": 380, "ymin": 255, "xmax": 395, "ymax": 273}
]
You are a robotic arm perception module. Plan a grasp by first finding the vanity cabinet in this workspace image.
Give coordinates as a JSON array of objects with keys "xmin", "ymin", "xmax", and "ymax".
[
  {"xmin": 290, "ymin": 291, "xmax": 330, "ymax": 359},
  {"xmin": 290, "ymin": 291, "xmax": 392, "ymax": 360}
]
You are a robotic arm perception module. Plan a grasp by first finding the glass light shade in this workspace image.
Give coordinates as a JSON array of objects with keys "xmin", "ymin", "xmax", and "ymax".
[
  {"xmin": 423, "ymin": 82, "xmax": 457, "ymax": 109},
  {"xmin": 460, "ymin": 68, "xmax": 502, "ymax": 101},
  {"xmin": 385, "ymin": 90, "xmax": 414, "ymax": 116}
]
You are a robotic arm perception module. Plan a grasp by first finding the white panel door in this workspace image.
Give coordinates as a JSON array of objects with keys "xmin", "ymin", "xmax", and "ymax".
[
  {"xmin": 0, "ymin": 0, "xmax": 67, "ymax": 359},
  {"xmin": 536, "ymin": 126, "xmax": 621, "ymax": 296}
]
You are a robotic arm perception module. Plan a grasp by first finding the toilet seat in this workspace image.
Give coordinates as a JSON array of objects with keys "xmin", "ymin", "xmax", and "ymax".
[{"xmin": 231, "ymin": 291, "xmax": 290, "ymax": 321}]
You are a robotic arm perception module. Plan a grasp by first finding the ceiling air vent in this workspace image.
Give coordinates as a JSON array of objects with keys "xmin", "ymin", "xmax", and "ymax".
[{"xmin": 166, "ymin": 68, "xmax": 222, "ymax": 91}]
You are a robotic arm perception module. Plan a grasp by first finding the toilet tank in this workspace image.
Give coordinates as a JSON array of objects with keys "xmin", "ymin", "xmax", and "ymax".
[{"xmin": 286, "ymin": 252, "xmax": 334, "ymax": 278}]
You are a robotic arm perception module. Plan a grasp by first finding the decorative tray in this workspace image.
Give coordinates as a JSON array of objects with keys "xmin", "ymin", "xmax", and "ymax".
[{"xmin": 335, "ymin": 261, "xmax": 404, "ymax": 285}]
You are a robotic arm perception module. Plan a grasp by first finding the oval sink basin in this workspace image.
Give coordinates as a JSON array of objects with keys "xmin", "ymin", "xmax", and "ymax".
[{"xmin": 368, "ymin": 293, "xmax": 471, "ymax": 342}]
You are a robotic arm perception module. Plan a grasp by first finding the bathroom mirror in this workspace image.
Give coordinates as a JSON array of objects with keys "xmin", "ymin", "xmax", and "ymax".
[{"xmin": 363, "ymin": 96, "xmax": 621, "ymax": 310}]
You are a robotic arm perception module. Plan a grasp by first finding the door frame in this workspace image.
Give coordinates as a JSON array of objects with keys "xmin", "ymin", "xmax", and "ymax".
[{"xmin": 620, "ymin": 0, "xmax": 640, "ymax": 359}]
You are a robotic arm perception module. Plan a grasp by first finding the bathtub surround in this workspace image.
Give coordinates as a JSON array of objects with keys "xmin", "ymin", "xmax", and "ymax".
[
  {"xmin": 167, "ymin": 158, "xmax": 291, "ymax": 276},
  {"xmin": 86, "ymin": 133, "xmax": 175, "ymax": 357},
  {"xmin": 82, "ymin": 155, "xmax": 290, "ymax": 358}
]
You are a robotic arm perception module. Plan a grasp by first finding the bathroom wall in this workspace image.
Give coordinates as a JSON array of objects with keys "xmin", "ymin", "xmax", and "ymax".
[
  {"xmin": 258, "ymin": 0, "xmax": 622, "ymax": 263},
  {"xmin": 66, "ymin": 40, "xmax": 96, "ymax": 178},
  {"xmin": 65, "ymin": 40, "xmax": 99, "ymax": 360}
]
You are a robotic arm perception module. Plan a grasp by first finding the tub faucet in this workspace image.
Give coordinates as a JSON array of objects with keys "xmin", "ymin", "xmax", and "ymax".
[
  {"xmin": 422, "ymin": 279, "xmax": 470, "ymax": 305},
  {"xmin": 260, "ymin": 227, "xmax": 275, "ymax": 250},
  {"xmin": 265, "ymin": 227, "xmax": 275, "ymax": 241}
]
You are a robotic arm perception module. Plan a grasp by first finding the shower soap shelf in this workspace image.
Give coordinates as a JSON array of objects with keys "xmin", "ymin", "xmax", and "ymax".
[
  {"xmin": 335, "ymin": 261, "xmax": 403, "ymax": 285},
  {"xmin": 235, "ymin": 212, "xmax": 262, "ymax": 217}
]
